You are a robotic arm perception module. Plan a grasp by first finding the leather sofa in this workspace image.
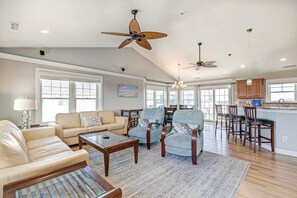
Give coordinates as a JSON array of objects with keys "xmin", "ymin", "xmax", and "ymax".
[
  {"xmin": 52, "ymin": 110, "xmax": 128, "ymax": 145},
  {"xmin": 0, "ymin": 120, "xmax": 89, "ymax": 197}
]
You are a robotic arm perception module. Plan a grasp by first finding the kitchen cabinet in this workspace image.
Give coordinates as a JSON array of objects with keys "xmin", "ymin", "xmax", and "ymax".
[{"xmin": 236, "ymin": 78, "xmax": 264, "ymax": 99}]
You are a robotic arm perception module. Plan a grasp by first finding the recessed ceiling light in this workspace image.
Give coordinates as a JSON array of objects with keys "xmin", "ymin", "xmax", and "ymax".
[
  {"xmin": 280, "ymin": 58, "xmax": 286, "ymax": 62},
  {"xmin": 40, "ymin": 30, "xmax": 50, "ymax": 34},
  {"xmin": 240, "ymin": 64, "xmax": 245, "ymax": 68}
]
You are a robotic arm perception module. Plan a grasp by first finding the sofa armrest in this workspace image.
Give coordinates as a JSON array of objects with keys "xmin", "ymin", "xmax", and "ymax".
[
  {"xmin": 115, "ymin": 116, "xmax": 128, "ymax": 134},
  {"xmin": 0, "ymin": 149, "xmax": 89, "ymax": 197},
  {"xmin": 21, "ymin": 126, "xmax": 55, "ymax": 141},
  {"xmin": 48, "ymin": 123, "xmax": 64, "ymax": 140}
]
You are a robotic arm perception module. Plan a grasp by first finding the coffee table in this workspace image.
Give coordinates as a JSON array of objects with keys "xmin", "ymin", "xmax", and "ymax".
[
  {"xmin": 3, "ymin": 161, "xmax": 122, "ymax": 198},
  {"xmin": 79, "ymin": 131, "xmax": 139, "ymax": 176}
]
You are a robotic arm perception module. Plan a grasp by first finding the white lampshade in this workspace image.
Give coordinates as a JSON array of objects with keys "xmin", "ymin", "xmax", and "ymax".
[
  {"xmin": 247, "ymin": 78, "xmax": 253, "ymax": 86},
  {"xmin": 14, "ymin": 99, "xmax": 38, "ymax": 111}
]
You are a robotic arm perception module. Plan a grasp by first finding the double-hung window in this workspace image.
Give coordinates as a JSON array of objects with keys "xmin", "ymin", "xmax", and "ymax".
[
  {"xmin": 76, "ymin": 82, "xmax": 97, "ymax": 112},
  {"xmin": 181, "ymin": 89, "xmax": 195, "ymax": 106},
  {"xmin": 38, "ymin": 69, "xmax": 102, "ymax": 123},
  {"xmin": 41, "ymin": 79, "xmax": 69, "ymax": 122},
  {"xmin": 268, "ymin": 83, "xmax": 296, "ymax": 102},
  {"xmin": 145, "ymin": 85, "xmax": 167, "ymax": 108},
  {"xmin": 168, "ymin": 90, "xmax": 178, "ymax": 105}
]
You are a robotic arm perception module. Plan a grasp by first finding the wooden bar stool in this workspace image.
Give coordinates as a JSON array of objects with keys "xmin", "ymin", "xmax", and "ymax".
[
  {"xmin": 243, "ymin": 106, "xmax": 275, "ymax": 153},
  {"xmin": 215, "ymin": 104, "xmax": 229, "ymax": 136},
  {"xmin": 228, "ymin": 105, "xmax": 245, "ymax": 143}
]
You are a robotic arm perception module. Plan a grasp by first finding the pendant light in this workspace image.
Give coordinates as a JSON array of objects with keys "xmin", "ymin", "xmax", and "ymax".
[
  {"xmin": 172, "ymin": 63, "xmax": 187, "ymax": 89},
  {"xmin": 246, "ymin": 28, "xmax": 253, "ymax": 85}
]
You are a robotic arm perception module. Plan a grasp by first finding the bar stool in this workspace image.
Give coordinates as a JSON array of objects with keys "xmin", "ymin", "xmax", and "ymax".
[
  {"xmin": 228, "ymin": 105, "xmax": 245, "ymax": 143},
  {"xmin": 215, "ymin": 104, "xmax": 229, "ymax": 136},
  {"xmin": 243, "ymin": 106, "xmax": 275, "ymax": 153}
]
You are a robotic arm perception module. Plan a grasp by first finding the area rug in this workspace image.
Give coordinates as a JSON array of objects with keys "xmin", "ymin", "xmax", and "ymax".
[{"xmin": 87, "ymin": 144, "xmax": 249, "ymax": 198}]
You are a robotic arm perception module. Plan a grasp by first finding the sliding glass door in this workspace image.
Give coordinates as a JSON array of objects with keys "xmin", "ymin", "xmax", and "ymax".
[{"xmin": 199, "ymin": 87, "xmax": 230, "ymax": 121}]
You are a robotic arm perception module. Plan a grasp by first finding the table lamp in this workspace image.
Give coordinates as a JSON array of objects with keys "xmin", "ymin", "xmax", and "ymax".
[{"xmin": 14, "ymin": 99, "xmax": 38, "ymax": 129}]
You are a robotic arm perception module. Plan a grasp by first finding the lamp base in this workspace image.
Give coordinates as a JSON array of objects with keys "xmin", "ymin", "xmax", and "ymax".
[{"xmin": 21, "ymin": 110, "xmax": 31, "ymax": 129}]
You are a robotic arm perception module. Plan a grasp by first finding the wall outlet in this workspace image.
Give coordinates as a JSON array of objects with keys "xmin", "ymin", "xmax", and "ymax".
[{"xmin": 282, "ymin": 136, "xmax": 288, "ymax": 143}]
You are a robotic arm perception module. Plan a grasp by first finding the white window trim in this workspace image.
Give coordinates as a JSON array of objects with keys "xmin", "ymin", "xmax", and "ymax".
[
  {"xmin": 35, "ymin": 68, "xmax": 103, "ymax": 123},
  {"xmin": 266, "ymin": 78, "xmax": 297, "ymax": 103},
  {"xmin": 145, "ymin": 84, "xmax": 167, "ymax": 108}
]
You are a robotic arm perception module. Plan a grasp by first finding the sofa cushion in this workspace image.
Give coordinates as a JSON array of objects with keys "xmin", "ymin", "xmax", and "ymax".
[
  {"xmin": 28, "ymin": 141, "xmax": 72, "ymax": 162},
  {"xmin": 26, "ymin": 136, "xmax": 61, "ymax": 150},
  {"xmin": 87, "ymin": 125, "xmax": 108, "ymax": 132},
  {"xmin": 63, "ymin": 128, "xmax": 88, "ymax": 138},
  {"xmin": 82, "ymin": 116, "xmax": 102, "ymax": 128},
  {"xmin": 56, "ymin": 113, "xmax": 81, "ymax": 129},
  {"xmin": 98, "ymin": 111, "xmax": 115, "ymax": 124},
  {"xmin": 80, "ymin": 111, "xmax": 98, "ymax": 126},
  {"xmin": 105, "ymin": 123, "xmax": 125, "ymax": 131},
  {"xmin": 0, "ymin": 120, "xmax": 29, "ymax": 168}
]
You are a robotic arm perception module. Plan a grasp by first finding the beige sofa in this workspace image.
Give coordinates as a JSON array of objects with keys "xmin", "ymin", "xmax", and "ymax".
[
  {"xmin": 53, "ymin": 110, "xmax": 128, "ymax": 145},
  {"xmin": 0, "ymin": 120, "xmax": 89, "ymax": 198}
]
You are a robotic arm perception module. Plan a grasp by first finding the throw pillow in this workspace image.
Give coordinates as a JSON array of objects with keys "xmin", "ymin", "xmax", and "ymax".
[
  {"xmin": 138, "ymin": 118, "xmax": 159, "ymax": 129},
  {"xmin": 83, "ymin": 116, "xmax": 102, "ymax": 128},
  {"xmin": 173, "ymin": 122, "xmax": 198, "ymax": 135}
]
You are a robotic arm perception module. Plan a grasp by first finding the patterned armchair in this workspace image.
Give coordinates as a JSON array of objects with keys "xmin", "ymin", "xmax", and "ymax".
[
  {"xmin": 161, "ymin": 109, "xmax": 204, "ymax": 165},
  {"xmin": 128, "ymin": 108, "xmax": 164, "ymax": 150}
]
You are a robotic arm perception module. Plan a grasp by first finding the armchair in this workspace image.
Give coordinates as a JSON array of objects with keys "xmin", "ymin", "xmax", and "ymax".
[
  {"xmin": 128, "ymin": 108, "xmax": 164, "ymax": 149},
  {"xmin": 161, "ymin": 109, "xmax": 204, "ymax": 165}
]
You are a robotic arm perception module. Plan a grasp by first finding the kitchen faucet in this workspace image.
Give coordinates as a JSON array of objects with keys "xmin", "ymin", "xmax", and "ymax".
[{"xmin": 278, "ymin": 98, "xmax": 285, "ymax": 107}]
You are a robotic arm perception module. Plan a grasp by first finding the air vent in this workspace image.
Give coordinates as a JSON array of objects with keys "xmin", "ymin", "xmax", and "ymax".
[{"xmin": 283, "ymin": 65, "xmax": 296, "ymax": 69}]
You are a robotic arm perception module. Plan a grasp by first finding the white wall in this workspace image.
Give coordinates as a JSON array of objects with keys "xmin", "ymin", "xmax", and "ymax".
[{"xmin": 0, "ymin": 58, "xmax": 144, "ymax": 125}]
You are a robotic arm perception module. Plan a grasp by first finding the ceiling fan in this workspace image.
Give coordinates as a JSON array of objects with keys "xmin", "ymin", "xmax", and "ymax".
[
  {"xmin": 184, "ymin": 42, "xmax": 217, "ymax": 71},
  {"xmin": 101, "ymin": 9, "xmax": 167, "ymax": 50}
]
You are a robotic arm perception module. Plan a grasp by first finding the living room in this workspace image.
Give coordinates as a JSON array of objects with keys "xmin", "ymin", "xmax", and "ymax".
[{"xmin": 1, "ymin": 0, "xmax": 297, "ymax": 198}]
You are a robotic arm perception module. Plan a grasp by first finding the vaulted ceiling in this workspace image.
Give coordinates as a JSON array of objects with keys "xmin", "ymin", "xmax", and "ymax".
[{"xmin": 0, "ymin": 0, "xmax": 296, "ymax": 81}]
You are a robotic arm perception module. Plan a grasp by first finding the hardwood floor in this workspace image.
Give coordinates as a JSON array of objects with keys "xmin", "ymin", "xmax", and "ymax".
[
  {"xmin": 73, "ymin": 123, "xmax": 297, "ymax": 198},
  {"xmin": 203, "ymin": 123, "xmax": 297, "ymax": 198}
]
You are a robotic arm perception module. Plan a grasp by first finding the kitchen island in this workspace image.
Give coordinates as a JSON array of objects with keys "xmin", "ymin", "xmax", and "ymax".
[{"xmin": 238, "ymin": 107, "xmax": 297, "ymax": 157}]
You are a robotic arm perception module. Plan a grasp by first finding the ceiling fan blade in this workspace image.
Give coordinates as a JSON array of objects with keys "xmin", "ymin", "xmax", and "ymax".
[
  {"xmin": 203, "ymin": 61, "xmax": 216, "ymax": 65},
  {"xmin": 136, "ymin": 38, "xmax": 152, "ymax": 50},
  {"xmin": 189, "ymin": 63, "xmax": 197, "ymax": 65},
  {"xmin": 203, "ymin": 65, "xmax": 217, "ymax": 68},
  {"xmin": 101, "ymin": 32, "xmax": 130, "ymax": 36},
  {"xmin": 141, "ymin": 31, "xmax": 168, "ymax": 39},
  {"xmin": 183, "ymin": 66, "xmax": 196, "ymax": 69},
  {"xmin": 129, "ymin": 19, "xmax": 141, "ymax": 34},
  {"xmin": 118, "ymin": 39, "xmax": 133, "ymax": 49}
]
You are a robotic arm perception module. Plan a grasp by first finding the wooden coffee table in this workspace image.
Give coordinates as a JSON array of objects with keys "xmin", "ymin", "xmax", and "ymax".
[
  {"xmin": 3, "ymin": 161, "xmax": 122, "ymax": 198},
  {"xmin": 79, "ymin": 131, "xmax": 139, "ymax": 176}
]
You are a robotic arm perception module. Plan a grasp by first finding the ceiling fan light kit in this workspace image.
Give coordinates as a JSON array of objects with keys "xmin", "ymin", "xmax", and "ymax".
[
  {"xmin": 101, "ymin": 9, "xmax": 167, "ymax": 50},
  {"xmin": 184, "ymin": 42, "xmax": 217, "ymax": 71}
]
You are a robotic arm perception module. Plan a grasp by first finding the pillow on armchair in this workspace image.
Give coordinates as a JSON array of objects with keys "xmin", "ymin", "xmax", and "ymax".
[
  {"xmin": 138, "ymin": 118, "xmax": 159, "ymax": 129},
  {"xmin": 172, "ymin": 122, "xmax": 201, "ymax": 136}
]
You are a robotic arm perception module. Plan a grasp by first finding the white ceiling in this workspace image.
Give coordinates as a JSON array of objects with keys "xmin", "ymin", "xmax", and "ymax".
[{"xmin": 0, "ymin": 0, "xmax": 296, "ymax": 81}]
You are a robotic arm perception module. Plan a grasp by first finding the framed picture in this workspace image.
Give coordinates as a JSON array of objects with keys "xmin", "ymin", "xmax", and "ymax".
[{"xmin": 118, "ymin": 84, "xmax": 138, "ymax": 97}]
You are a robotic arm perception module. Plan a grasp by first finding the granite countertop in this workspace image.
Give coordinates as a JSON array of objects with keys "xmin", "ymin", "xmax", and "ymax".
[{"xmin": 261, "ymin": 107, "xmax": 297, "ymax": 110}]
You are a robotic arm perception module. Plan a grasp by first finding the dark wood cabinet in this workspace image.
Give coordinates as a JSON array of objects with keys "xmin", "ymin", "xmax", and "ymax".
[{"xmin": 237, "ymin": 78, "xmax": 264, "ymax": 99}]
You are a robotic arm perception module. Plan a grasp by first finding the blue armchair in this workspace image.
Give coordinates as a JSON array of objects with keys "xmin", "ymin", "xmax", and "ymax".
[
  {"xmin": 161, "ymin": 109, "xmax": 204, "ymax": 165},
  {"xmin": 128, "ymin": 108, "xmax": 164, "ymax": 149}
]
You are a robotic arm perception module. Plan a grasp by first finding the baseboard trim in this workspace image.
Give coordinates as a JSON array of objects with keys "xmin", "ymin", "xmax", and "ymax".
[{"xmin": 261, "ymin": 144, "xmax": 297, "ymax": 157}]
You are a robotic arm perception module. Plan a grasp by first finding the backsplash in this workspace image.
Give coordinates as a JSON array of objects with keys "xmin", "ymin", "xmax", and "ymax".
[{"xmin": 237, "ymin": 99, "xmax": 297, "ymax": 108}]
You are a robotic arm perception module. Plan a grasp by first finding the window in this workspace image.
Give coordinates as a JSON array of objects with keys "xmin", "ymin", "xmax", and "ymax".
[
  {"xmin": 199, "ymin": 87, "xmax": 230, "ymax": 121},
  {"xmin": 200, "ymin": 89, "xmax": 214, "ymax": 120},
  {"xmin": 76, "ymin": 82, "xmax": 97, "ymax": 112},
  {"xmin": 145, "ymin": 86, "xmax": 166, "ymax": 108},
  {"xmin": 181, "ymin": 90, "xmax": 194, "ymax": 106},
  {"xmin": 168, "ymin": 91, "xmax": 178, "ymax": 105},
  {"xmin": 268, "ymin": 83, "xmax": 296, "ymax": 102},
  {"xmin": 41, "ymin": 79, "xmax": 70, "ymax": 122},
  {"xmin": 38, "ymin": 69, "xmax": 102, "ymax": 123}
]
